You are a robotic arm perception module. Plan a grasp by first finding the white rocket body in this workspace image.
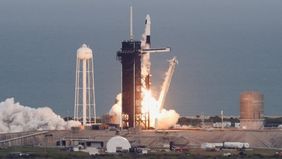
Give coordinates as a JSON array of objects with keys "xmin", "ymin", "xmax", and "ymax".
[{"xmin": 141, "ymin": 15, "xmax": 152, "ymax": 89}]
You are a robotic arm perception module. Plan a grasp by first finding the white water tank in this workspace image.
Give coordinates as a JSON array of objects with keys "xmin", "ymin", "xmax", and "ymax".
[{"xmin": 106, "ymin": 136, "xmax": 131, "ymax": 153}]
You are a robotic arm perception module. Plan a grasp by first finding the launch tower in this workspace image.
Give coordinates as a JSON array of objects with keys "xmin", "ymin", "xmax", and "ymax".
[
  {"xmin": 116, "ymin": 7, "xmax": 145, "ymax": 128},
  {"xmin": 117, "ymin": 40, "xmax": 143, "ymax": 128},
  {"xmin": 117, "ymin": 7, "xmax": 170, "ymax": 129}
]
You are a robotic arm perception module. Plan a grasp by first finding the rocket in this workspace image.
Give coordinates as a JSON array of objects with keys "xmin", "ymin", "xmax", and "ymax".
[
  {"xmin": 141, "ymin": 14, "xmax": 170, "ymax": 90},
  {"xmin": 144, "ymin": 15, "xmax": 151, "ymax": 46},
  {"xmin": 142, "ymin": 15, "xmax": 152, "ymax": 89}
]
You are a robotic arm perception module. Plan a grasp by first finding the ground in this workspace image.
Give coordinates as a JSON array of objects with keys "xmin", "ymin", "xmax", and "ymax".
[{"xmin": 0, "ymin": 147, "xmax": 282, "ymax": 159}]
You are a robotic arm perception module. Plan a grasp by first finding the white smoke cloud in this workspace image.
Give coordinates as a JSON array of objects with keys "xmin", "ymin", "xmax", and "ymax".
[
  {"xmin": 109, "ymin": 93, "xmax": 122, "ymax": 125},
  {"xmin": 109, "ymin": 92, "xmax": 180, "ymax": 129},
  {"xmin": 0, "ymin": 98, "xmax": 81, "ymax": 133},
  {"xmin": 141, "ymin": 90, "xmax": 180, "ymax": 129},
  {"xmin": 157, "ymin": 109, "xmax": 180, "ymax": 129}
]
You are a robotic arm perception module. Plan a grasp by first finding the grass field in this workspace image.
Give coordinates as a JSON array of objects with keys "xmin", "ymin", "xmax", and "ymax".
[
  {"xmin": 0, "ymin": 146, "xmax": 281, "ymax": 159},
  {"xmin": 0, "ymin": 146, "xmax": 89, "ymax": 159}
]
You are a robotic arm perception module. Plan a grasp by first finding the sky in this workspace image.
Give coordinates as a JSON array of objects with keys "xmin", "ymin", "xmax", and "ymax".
[{"xmin": 0, "ymin": 0, "xmax": 282, "ymax": 117}]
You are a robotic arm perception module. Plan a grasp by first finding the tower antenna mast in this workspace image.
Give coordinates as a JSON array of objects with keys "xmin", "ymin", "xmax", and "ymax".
[{"xmin": 130, "ymin": 6, "xmax": 134, "ymax": 40}]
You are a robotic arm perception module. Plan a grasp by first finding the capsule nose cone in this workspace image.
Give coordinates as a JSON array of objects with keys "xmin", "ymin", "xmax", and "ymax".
[
  {"xmin": 81, "ymin": 44, "xmax": 88, "ymax": 48},
  {"xmin": 145, "ymin": 14, "xmax": 151, "ymax": 24}
]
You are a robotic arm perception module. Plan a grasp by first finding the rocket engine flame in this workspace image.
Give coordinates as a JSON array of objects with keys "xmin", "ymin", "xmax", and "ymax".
[
  {"xmin": 0, "ymin": 98, "xmax": 81, "ymax": 133},
  {"xmin": 141, "ymin": 89, "xmax": 159, "ymax": 126},
  {"xmin": 110, "ymin": 90, "xmax": 179, "ymax": 129},
  {"xmin": 141, "ymin": 89, "xmax": 180, "ymax": 129}
]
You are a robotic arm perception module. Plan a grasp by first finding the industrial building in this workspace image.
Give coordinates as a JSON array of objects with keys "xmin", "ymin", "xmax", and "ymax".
[{"xmin": 106, "ymin": 136, "xmax": 131, "ymax": 153}]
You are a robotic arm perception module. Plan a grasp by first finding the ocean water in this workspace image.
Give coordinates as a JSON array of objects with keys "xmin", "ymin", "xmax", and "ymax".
[{"xmin": 0, "ymin": 0, "xmax": 282, "ymax": 117}]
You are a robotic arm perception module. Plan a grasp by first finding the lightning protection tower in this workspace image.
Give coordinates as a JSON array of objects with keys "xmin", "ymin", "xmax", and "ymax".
[{"xmin": 74, "ymin": 44, "xmax": 96, "ymax": 125}]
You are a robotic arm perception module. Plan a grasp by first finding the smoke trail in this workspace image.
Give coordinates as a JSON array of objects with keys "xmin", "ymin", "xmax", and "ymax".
[{"xmin": 0, "ymin": 98, "xmax": 80, "ymax": 133}]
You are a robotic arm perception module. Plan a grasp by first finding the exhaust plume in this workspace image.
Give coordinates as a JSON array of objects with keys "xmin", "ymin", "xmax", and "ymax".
[
  {"xmin": 109, "ymin": 93, "xmax": 122, "ymax": 125},
  {"xmin": 109, "ymin": 92, "xmax": 180, "ymax": 129},
  {"xmin": 0, "ymin": 98, "xmax": 80, "ymax": 133},
  {"xmin": 157, "ymin": 109, "xmax": 180, "ymax": 129}
]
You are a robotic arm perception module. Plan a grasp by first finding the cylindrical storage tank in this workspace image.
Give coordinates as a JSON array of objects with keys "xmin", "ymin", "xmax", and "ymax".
[{"xmin": 240, "ymin": 91, "xmax": 264, "ymax": 129}]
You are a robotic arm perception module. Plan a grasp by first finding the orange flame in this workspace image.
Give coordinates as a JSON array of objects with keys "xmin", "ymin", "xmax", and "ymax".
[{"xmin": 141, "ymin": 89, "xmax": 160, "ymax": 127}]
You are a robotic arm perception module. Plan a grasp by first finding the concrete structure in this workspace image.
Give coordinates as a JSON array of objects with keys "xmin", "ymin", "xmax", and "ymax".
[
  {"xmin": 240, "ymin": 91, "xmax": 264, "ymax": 129},
  {"xmin": 74, "ymin": 44, "xmax": 96, "ymax": 125}
]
